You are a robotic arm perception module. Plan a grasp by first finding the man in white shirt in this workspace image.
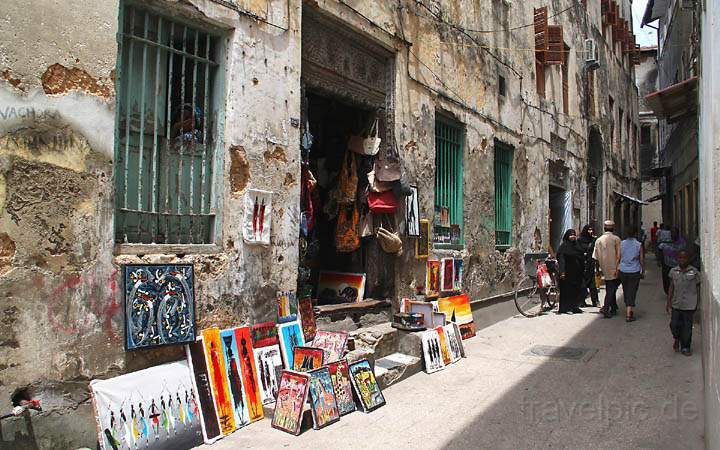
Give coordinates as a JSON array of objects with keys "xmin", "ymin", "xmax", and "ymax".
[{"xmin": 593, "ymin": 220, "xmax": 622, "ymax": 318}]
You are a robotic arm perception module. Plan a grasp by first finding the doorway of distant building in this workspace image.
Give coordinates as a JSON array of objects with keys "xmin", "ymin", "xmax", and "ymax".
[
  {"xmin": 588, "ymin": 127, "xmax": 604, "ymax": 230},
  {"xmin": 549, "ymin": 185, "xmax": 572, "ymax": 253}
]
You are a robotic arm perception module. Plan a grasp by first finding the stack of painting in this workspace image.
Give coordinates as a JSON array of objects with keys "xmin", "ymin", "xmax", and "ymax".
[{"xmin": 421, "ymin": 323, "xmax": 466, "ymax": 374}]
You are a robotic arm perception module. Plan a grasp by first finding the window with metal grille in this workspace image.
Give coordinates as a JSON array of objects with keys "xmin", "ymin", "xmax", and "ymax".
[
  {"xmin": 434, "ymin": 117, "xmax": 464, "ymax": 248},
  {"xmin": 494, "ymin": 141, "xmax": 514, "ymax": 249},
  {"xmin": 114, "ymin": 3, "xmax": 224, "ymax": 245}
]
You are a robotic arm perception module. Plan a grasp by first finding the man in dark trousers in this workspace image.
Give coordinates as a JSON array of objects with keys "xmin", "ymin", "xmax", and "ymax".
[{"xmin": 666, "ymin": 251, "xmax": 700, "ymax": 356}]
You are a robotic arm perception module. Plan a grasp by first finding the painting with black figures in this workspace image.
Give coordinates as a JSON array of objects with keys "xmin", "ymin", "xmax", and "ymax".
[
  {"xmin": 406, "ymin": 185, "xmax": 420, "ymax": 237},
  {"xmin": 421, "ymin": 329, "xmax": 446, "ymax": 374}
]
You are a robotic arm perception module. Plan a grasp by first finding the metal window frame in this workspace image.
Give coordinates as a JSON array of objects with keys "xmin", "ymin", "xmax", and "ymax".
[
  {"xmin": 433, "ymin": 114, "xmax": 465, "ymax": 250},
  {"xmin": 494, "ymin": 140, "xmax": 514, "ymax": 250},
  {"xmin": 113, "ymin": 1, "xmax": 226, "ymax": 250}
]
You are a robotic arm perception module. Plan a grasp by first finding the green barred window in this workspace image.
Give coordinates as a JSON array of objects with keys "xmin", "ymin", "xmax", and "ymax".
[
  {"xmin": 434, "ymin": 117, "xmax": 464, "ymax": 249},
  {"xmin": 494, "ymin": 141, "xmax": 514, "ymax": 249},
  {"xmin": 114, "ymin": 3, "xmax": 225, "ymax": 245}
]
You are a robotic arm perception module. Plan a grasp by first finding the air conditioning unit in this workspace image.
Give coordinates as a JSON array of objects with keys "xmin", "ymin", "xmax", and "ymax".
[{"xmin": 584, "ymin": 38, "xmax": 598, "ymax": 63}]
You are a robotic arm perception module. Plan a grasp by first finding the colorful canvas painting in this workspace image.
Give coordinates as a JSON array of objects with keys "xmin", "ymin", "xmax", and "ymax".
[
  {"xmin": 277, "ymin": 321, "xmax": 305, "ymax": 370},
  {"xmin": 233, "ymin": 326, "xmax": 264, "ymax": 422},
  {"xmin": 435, "ymin": 326, "xmax": 452, "ymax": 366},
  {"xmin": 251, "ymin": 321, "xmax": 278, "ymax": 348},
  {"xmin": 292, "ymin": 346, "xmax": 324, "ymax": 372},
  {"xmin": 454, "ymin": 258, "xmax": 464, "ymax": 290},
  {"xmin": 243, "ymin": 189, "xmax": 272, "ymax": 245},
  {"xmin": 311, "ymin": 330, "xmax": 348, "ymax": 362},
  {"xmin": 186, "ymin": 339, "xmax": 222, "ymax": 444},
  {"xmin": 409, "ymin": 301, "xmax": 434, "ymax": 329},
  {"xmin": 421, "ymin": 329, "xmax": 446, "ymax": 373},
  {"xmin": 254, "ymin": 345, "xmax": 283, "ymax": 405},
  {"xmin": 298, "ymin": 296, "xmax": 317, "ymax": 341},
  {"xmin": 440, "ymin": 258, "xmax": 455, "ymax": 292},
  {"xmin": 201, "ymin": 328, "xmax": 236, "ymax": 434},
  {"xmin": 271, "ymin": 371, "xmax": 310, "ymax": 436},
  {"xmin": 426, "ymin": 259, "xmax": 441, "ymax": 297},
  {"xmin": 277, "ymin": 291, "xmax": 298, "ymax": 324},
  {"xmin": 451, "ymin": 322, "xmax": 466, "ymax": 358},
  {"xmin": 308, "ymin": 367, "xmax": 341, "ymax": 429},
  {"xmin": 124, "ymin": 264, "xmax": 196, "ymax": 350},
  {"xmin": 317, "ymin": 271, "xmax": 366, "ymax": 303},
  {"xmin": 327, "ymin": 359, "xmax": 356, "ymax": 415},
  {"xmin": 416, "ymin": 219, "xmax": 430, "ymax": 259},
  {"xmin": 348, "ymin": 359, "xmax": 386, "ymax": 412},
  {"xmin": 437, "ymin": 293, "xmax": 476, "ymax": 339},
  {"xmin": 443, "ymin": 324, "xmax": 463, "ymax": 363},
  {"xmin": 90, "ymin": 360, "xmax": 203, "ymax": 450},
  {"xmin": 219, "ymin": 328, "xmax": 250, "ymax": 429}
]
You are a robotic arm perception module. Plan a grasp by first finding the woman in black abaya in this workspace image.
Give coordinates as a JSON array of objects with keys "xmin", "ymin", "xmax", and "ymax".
[{"xmin": 557, "ymin": 229, "xmax": 585, "ymax": 314}]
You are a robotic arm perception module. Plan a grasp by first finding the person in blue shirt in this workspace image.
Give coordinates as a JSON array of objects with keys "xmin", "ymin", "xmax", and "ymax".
[{"xmin": 618, "ymin": 226, "xmax": 645, "ymax": 322}]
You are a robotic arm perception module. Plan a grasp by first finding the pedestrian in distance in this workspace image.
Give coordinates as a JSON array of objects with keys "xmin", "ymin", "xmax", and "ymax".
[
  {"xmin": 618, "ymin": 226, "xmax": 645, "ymax": 322},
  {"xmin": 639, "ymin": 221, "xmax": 647, "ymax": 247},
  {"xmin": 593, "ymin": 220, "xmax": 622, "ymax": 318},
  {"xmin": 657, "ymin": 227, "xmax": 687, "ymax": 295},
  {"xmin": 577, "ymin": 224, "xmax": 599, "ymax": 307},
  {"xmin": 650, "ymin": 221, "xmax": 659, "ymax": 253},
  {"xmin": 666, "ymin": 251, "xmax": 700, "ymax": 356},
  {"xmin": 656, "ymin": 223, "xmax": 672, "ymax": 267},
  {"xmin": 556, "ymin": 229, "xmax": 585, "ymax": 315}
]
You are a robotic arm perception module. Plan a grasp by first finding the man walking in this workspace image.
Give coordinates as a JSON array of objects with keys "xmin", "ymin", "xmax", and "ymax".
[
  {"xmin": 593, "ymin": 220, "xmax": 622, "ymax": 318},
  {"xmin": 657, "ymin": 227, "xmax": 688, "ymax": 294}
]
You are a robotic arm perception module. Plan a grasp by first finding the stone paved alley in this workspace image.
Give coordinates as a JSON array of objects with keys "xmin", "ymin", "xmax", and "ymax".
[{"xmin": 198, "ymin": 255, "xmax": 704, "ymax": 450}]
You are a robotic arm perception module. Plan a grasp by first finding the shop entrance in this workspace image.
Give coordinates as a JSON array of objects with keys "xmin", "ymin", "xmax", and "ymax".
[{"xmin": 549, "ymin": 185, "xmax": 572, "ymax": 253}]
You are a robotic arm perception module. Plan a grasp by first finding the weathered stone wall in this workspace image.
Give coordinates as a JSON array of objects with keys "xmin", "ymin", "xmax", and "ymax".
[{"xmin": 0, "ymin": 0, "xmax": 639, "ymax": 447}]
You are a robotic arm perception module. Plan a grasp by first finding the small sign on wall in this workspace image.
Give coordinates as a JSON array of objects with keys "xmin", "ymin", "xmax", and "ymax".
[{"xmin": 243, "ymin": 189, "xmax": 273, "ymax": 245}]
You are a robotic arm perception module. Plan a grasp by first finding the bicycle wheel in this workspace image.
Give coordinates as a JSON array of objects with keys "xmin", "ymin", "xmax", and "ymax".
[
  {"xmin": 545, "ymin": 286, "xmax": 558, "ymax": 308},
  {"xmin": 514, "ymin": 277, "xmax": 543, "ymax": 317}
]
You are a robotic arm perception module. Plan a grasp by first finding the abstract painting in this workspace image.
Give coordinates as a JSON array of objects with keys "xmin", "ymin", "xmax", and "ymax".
[
  {"xmin": 308, "ymin": 367, "xmax": 340, "ymax": 429},
  {"xmin": 251, "ymin": 321, "xmax": 278, "ymax": 348},
  {"xmin": 416, "ymin": 219, "xmax": 430, "ymax": 259},
  {"xmin": 201, "ymin": 328, "xmax": 236, "ymax": 434},
  {"xmin": 277, "ymin": 291, "xmax": 298, "ymax": 324},
  {"xmin": 292, "ymin": 346, "xmax": 324, "ymax": 372},
  {"xmin": 90, "ymin": 360, "xmax": 203, "ymax": 450},
  {"xmin": 243, "ymin": 189, "xmax": 272, "ymax": 245},
  {"xmin": 219, "ymin": 328, "xmax": 250, "ymax": 429},
  {"xmin": 186, "ymin": 339, "xmax": 222, "ymax": 444},
  {"xmin": 405, "ymin": 185, "xmax": 420, "ymax": 237},
  {"xmin": 440, "ymin": 258, "xmax": 455, "ymax": 292},
  {"xmin": 435, "ymin": 326, "xmax": 452, "ymax": 366},
  {"xmin": 253, "ymin": 345, "xmax": 283, "ymax": 405},
  {"xmin": 317, "ymin": 271, "xmax": 366, "ymax": 303},
  {"xmin": 298, "ymin": 296, "xmax": 317, "ymax": 341},
  {"xmin": 437, "ymin": 293, "xmax": 476, "ymax": 339},
  {"xmin": 327, "ymin": 359, "xmax": 356, "ymax": 415},
  {"xmin": 421, "ymin": 329, "xmax": 446, "ymax": 374},
  {"xmin": 124, "ymin": 264, "xmax": 196, "ymax": 350},
  {"xmin": 348, "ymin": 359, "xmax": 385, "ymax": 412},
  {"xmin": 233, "ymin": 326, "xmax": 264, "ymax": 422},
  {"xmin": 311, "ymin": 330, "xmax": 348, "ymax": 362},
  {"xmin": 443, "ymin": 324, "xmax": 463, "ymax": 363},
  {"xmin": 454, "ymin": 258, "xmax": 464, "ymax": 291},
  {"xmin": 409, "ymin": 301, "xmax": 434, "ymax": 329},
  {"xmin": 271, "ymin": 370, "xmax": 310, "ymax": 436},
  {"xmin": 426, "ymin": 259, "xmax": 441, "ymax": 297},
  {"xmin": 451, "ymin": 322, "xmax": 466, "ymax": 357},
  {"xmin": 277, "ymin": 321, "xmax": 305, "ymax": 370}
]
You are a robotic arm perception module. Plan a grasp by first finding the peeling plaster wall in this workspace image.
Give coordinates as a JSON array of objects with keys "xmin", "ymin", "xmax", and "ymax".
[{"xmin": 0, "ymin": 0, "xmax": 639, "ymax": 448}]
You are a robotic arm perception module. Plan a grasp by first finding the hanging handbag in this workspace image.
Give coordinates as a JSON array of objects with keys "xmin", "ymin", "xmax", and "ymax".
[
  {"xmin": 374, "ymin": 140, "xmax": 402, "ymax": 182},
  {"xmin": 368, "ymin": 190, "xmax": 399, "ymax": 214},
  {"xmin": 376, "ymin": 215, "xmax": 402, "ymax": 255},
  {"xmin": 336, "ymin": 151, "xmax": 358, "ymax": 204},
  {"xmin": 348, "ymin": 118, "xmax": 382, "ymax": 156},
  {"xmin": 335, "ymin": 203, "xmax": 360, "ymax": 253},
  {"xmin": 367, "ymin": 170, "xmax": 394, "ymax": 193}
]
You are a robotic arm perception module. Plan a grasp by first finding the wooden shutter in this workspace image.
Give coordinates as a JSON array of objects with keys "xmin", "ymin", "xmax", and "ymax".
[
  {"xmin": 562, "ymin": 48, "xmax": 569, "ymax": 114},
  {"xmin": 546, "ymin": 26, "xmax": 564, "ymax": 65},
  {"xmin": 534, "ymin": 7, "xmax": 548, "ymax": 64},
  {"xmin": 601, "ymin": 0, "xmax": 610, "ymax": 24},
  {"xmin": 587, "ymin": 70, "xmax": 595, "ymax": 117}
]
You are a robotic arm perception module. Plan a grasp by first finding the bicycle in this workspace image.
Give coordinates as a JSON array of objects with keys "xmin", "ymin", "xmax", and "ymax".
[{"xmin": 514, "ymin": 253, "xmax": 559, "ymax": 317}]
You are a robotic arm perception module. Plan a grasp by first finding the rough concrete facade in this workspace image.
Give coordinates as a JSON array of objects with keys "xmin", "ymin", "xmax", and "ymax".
[{"xmin": 0, "ymin": 0, "xmax": 639, "ymax": 447}]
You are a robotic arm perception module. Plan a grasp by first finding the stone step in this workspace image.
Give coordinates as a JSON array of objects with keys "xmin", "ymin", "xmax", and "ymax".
[
  {"xmin": 373, "ymin": 352, "xmax": 422, "ymax": 389},
  {"xmin": 348, "ymin": 322, "xmax": 399, "ymax": 360}
]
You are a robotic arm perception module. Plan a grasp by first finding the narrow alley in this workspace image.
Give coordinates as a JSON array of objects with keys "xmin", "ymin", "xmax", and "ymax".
[{"xmin": 201, "ymin": 255, "xmax": 704, "ymax": 449}]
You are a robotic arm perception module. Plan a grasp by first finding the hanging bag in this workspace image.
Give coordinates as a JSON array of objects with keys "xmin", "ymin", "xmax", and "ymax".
[
  {"xmin": 367, "ymin": 170, "xmax": 394, "ymax": 193},
  {"xmin": 336, "ymin": 151, "xmax": 358, "ymax": 205},
  {"xmin": 368, "ymin": 190, "xmax": 399, "ymax": 214},
  {"xmin": 336, "ymin": 203, "xmax": 360, "ymax": 253},
  {"xmin": 348, "ymin": 118, "xmax": 382, "ymax": 156},
  {"xmin": 374, "ymin": 140, "xmax": 402, "ymax": 182},
  {"xmin": 376, "ymin": 215, "xmax": 402, "ymax": 255}
]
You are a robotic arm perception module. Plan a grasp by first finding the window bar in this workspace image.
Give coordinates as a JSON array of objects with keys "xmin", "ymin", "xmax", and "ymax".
[
  {"xmin": 200, "ymin": 33, "xmax": 210, "ymax": 216},
  {"xmin": 189, "ymin": 29, "xmax": 199, "ymax": 243},
  {"xmin": 178, "ymin": 25, "xmax": 187, "ymax": 223},
  {"xmin": 163, "ymin": 21, "xmax": 176, "ymax": 243},
  {"xmin": 137, "ymin": 11, "xmax": 149, "ymax": 213},
  {"xmin": 150, "ymin": 16, "xmax": 163, "ymax": 218},
  {"xmin": 123, "ymin": 9, "xmax": 137, "ymax": 210}
]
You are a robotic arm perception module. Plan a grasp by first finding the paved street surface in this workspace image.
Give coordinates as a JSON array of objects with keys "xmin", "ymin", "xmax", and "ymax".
[{"xmin": 200, "ymin": 256, "xmax": 704, "ymax": 449}]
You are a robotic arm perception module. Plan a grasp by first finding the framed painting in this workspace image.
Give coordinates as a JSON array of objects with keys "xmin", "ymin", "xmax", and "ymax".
[
  {"xmin": 405, "ymin": 185, "xmax": 420, "ymax": 237},
  {"xmin": 421, "ymin": 329, "xmax": 446, "ymax": 374},
  {"xmin": 435, "ymin": 326, "xmax": 452, "ymax": 366},
  {"xmin": 433, "ymin": 311, "xmax": 446, "ymax": 327},
  {"xmin": 426, "ymin": 259, "xmax": 441, "ymax": 297},
  {"xmin": 271, "ymin": 370, "xmax": 310, "ymax": 436},
  {"xmin": 298, "ymin": 296, "xmax": 317, "ymax": 341},
  {"xmin": 348, "ymin": 359, "xmax": 385, "ymax": 412},
  {"xmin": 90, "ymin": 360, "xmax": 204, "ymax": 450},
  {"xmin": 201, "ymin": 328, "xmax": 236, "ymax": 435},
  {"xmin": 311, "ymin": 330, "xmax": 349, "ymax": 362},
  {"xmin": 416, "ymin": 219, "xmax": 430, "ymax": 259},
  {"xmin": 232, "ymin": 326, "xmax": 264, "ymax": 422},
  {"xmin": 308, "ymin": 367, "xmax": 341, "ymax": 429},
  {"xmin": 251, "ymin": 321, "xmax": 278, "ymax": 348},
  {"xmin": 186, "ymin": 338, "xmax": 222, "ymax": 444},
  {"xmin": 437, "ymin": 293, "xmax": 476, "ymax": 340},
  {"xmin": 292, "ymin": 346, "xmax": 324, "ymax": 372},
  {"xmin": 253, "ymin": 344, "xmax": 283, "ymax": 405},
  {"xmin": 454, "ymin": 258, "xmax": 464, "ymax": 291},
  {"xmin": 451, "ymin": 322, "xmax": 466, "ymax": 357},
  {"xmin": 243, "ymin": 189, "xmax": 272, "ymax": 245},
  {"xmin": 409, "ymin": 301, "xmax": 434, "ymax": 329},
  {"xmin": 443, "ymin": 324, "xmax": 463, "ymax": 363},
  {"xmin": 219, "ymin": 328, "xmax": 250, "ymax": 428},
  {"xmin": 440, "ymin": 258, "xmax": 455, "ymax": 292},
  {"xmin": 317, "ymin": 271, "xmax": 366, "ymax": 303},
  {"xmin": 124, "ymin": 264, "xmax": 196, "ymax": 350},
  {"xmin": 277, "ymin": 291, "xmax": 298, "ymax": 324},
  {"xmin": 277, "ymin": 321, "xmax": 305, "ymax": 369},
  {"xmin": 327, "ymin": 359, "xmax": 356, "ymax": 415}
]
